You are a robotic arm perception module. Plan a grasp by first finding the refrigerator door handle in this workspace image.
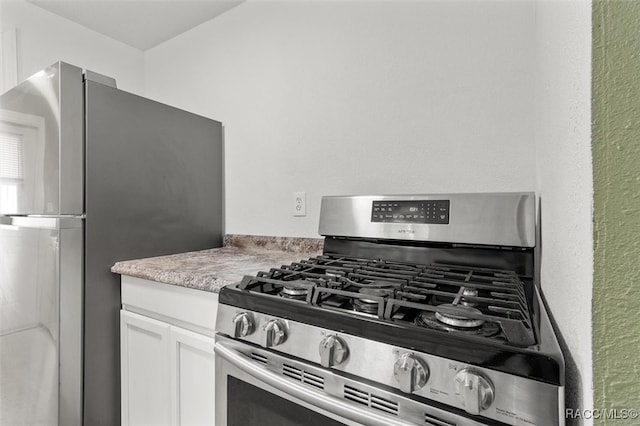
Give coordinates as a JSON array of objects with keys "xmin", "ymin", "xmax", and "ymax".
[{"xmin": 0, "ymin": 215, "xmax": 83, "ymax": 229}]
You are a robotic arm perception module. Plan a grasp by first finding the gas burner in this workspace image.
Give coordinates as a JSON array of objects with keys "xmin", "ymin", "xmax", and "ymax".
[
  {"xmin": 353, "ymin": 299, "xmax": 381, "ymax": 314},
  {"xmin": 432, "ymin": 288, "xmax": 480, "ymax": 307},
  {"xmin": 279, "ymin": 280, "xmax": 312, "ymax": 300},
  {"xmin": 353, "ymin": 287, "xmax": 393, "ymax": 314},
  {"xmin": 460, "ymin": 287, "xmax": 478, "ymax": 307},
  {"xmin": 434, "ymin": 304, "xmax": 485, "ymax": 328},
  {"xmin": 358, "ymin": 287, "xmax": 394, "ymax": 301},
  {"xmin": 416, "ymin": 308, "xmax": 501, "ymax": 338}
]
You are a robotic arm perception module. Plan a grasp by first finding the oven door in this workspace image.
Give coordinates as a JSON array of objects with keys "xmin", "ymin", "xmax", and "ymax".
[{"xmin": 215, "ymin": 335, "xmax": 490, "ymax": 426}]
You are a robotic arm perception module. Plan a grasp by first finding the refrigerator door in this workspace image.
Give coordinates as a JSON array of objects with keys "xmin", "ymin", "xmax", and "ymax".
[
  {"xmin": 0, "ymin": 216, "xmax": 83, "ymax": 426},
  {"xmin": 0, "ymin": 62, "xmax": 83, "ymax": 215},
  {"xmin": 83, "ymin": 80, "xmax": 223, "ymax": 426}
]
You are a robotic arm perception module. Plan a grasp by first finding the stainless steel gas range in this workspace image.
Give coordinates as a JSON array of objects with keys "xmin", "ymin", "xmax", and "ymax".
[{"xmin": 214, "ymin": 193, "xmax": 565, "ymax": 426}]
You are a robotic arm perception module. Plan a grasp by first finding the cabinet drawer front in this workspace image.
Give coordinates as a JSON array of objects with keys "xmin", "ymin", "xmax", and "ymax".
[{"xmin": 121, "ymin": 276, "xmax": 218, "ymax": 335}]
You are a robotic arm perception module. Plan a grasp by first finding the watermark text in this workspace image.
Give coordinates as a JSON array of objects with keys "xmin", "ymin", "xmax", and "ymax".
[{"xmin": 566, "ymin": 408, "xmax": 639, "ymax": 420}]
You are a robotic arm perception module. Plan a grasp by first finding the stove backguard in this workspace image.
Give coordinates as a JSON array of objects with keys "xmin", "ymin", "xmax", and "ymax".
[{"xmin": 319, "ymin": 193, "xmax": 535, "ymax": 248}]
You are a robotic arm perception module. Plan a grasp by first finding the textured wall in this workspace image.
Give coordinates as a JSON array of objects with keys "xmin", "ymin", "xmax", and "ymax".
[{"xmin": 592, "ymin": 1, "xmax": 640, "ymax": 423}]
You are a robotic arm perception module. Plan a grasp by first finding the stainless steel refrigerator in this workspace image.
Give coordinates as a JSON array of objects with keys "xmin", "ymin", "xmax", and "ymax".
[{"xmin": 0, "ymin": 62, "xmax": 223, "ymax": 426}]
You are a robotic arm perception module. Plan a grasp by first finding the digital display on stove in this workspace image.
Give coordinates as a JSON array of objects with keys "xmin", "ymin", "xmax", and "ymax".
[{"xmin": 371, "ymin": 200, "xmax": 450, "ymax": 224}]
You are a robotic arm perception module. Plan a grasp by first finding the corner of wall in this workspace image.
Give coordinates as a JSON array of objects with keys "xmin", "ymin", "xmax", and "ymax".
[{"xmin": 533, "ymin": 0, "xmax": 594, "ymax": 423}]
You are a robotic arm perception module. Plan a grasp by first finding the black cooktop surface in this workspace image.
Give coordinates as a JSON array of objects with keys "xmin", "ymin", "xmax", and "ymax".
[
  {"xmin": 218, "ymin": 254, "xmax": 563, "ymax": 385},
  {"xmin": 234, "ymin": 255, "xmax": 535, "ymax": 347}
]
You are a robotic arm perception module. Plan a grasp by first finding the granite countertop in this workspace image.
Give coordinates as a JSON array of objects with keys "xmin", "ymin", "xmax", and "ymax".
[{"xmin": 111, "ymin": 235, "xmax": 324, "ymax": 293}]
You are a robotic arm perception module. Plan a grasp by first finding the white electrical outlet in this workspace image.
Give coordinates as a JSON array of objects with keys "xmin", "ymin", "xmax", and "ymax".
[{"xmin": 293, "ymin": 192, "xmax": 306, "ymax": 217}]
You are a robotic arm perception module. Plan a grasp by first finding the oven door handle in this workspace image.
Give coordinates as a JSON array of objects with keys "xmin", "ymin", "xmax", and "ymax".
[{"xmin": 215, "ymin": 341, "xmax": 416, "ymax": 426}]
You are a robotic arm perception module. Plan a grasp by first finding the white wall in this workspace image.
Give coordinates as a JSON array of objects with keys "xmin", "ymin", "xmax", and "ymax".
[
  {"xmin": 0, "ymin": 0, "xmax": 144, "ymax": 94},
  {"xmin": 144, "ymin": 1, "xmax": 537, "ymax": 238},
  {"xmin": 534, "ymin": 1, "xmax": 593, "ymax": 423}
]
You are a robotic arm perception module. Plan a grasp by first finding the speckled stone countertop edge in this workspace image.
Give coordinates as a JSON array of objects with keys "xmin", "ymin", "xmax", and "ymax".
[{"xmin": 111, "ymin": 234, "xmax": 324, "ymax": 293}]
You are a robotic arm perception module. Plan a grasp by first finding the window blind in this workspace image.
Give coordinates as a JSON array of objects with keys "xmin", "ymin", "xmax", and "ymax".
[{"xmin": 0, "ymin": 132, "xmax": 22, "ymax": 180}]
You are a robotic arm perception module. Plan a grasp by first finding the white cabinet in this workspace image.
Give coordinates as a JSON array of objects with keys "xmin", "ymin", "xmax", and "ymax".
[
  {"xmin": 120, "ymin": 276, "xmax": 218, "ymax": 426},
  {"xmin": 121, "ymin": 310, "xmax": 171, "ymax": 426},
  {"xmin": 170, "ymin": 327, "xmax": 215, "ymax": 426}
]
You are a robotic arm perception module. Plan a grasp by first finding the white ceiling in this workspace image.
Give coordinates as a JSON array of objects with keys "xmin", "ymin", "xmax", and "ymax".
[{"xmin": 28, "ymin": 0, "xmax": 244, "ymax": 51}]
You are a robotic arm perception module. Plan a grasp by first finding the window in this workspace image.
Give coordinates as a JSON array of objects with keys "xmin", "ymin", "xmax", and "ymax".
[
  {"xmin": 0, "ymin": 109, "xmax": 45, "ymax": 214},
  {"xmin": 0, "ymin": 131, "xmax": 23, "ymax": 212}
]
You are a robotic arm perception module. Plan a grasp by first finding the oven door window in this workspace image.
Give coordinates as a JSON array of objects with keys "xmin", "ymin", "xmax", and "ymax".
[{"xmin": 227, "ymin": 376, "xmax": 345, "ymax": 426}]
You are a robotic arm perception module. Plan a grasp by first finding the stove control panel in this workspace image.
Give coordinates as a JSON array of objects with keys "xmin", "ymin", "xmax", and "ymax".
[
  {"xmin": 216, "ymin": 305, "xmax": 561, "ymax": 426},
  {"xmin": 371, "ymin": 200, "xmax": 450, "ymax": 224}
]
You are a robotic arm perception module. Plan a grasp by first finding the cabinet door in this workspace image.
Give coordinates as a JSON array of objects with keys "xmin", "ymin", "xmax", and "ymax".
[
  {"xmin": 169, "ymin": 326, "xmax": 216, "ymax": 426},
  {"xmin": 121, "ymin": 310, "xmax": 171, "ymax": 426}
]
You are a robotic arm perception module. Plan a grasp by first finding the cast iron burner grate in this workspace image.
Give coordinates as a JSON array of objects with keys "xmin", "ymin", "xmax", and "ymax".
[
  {"xmin": 237, "ymin": 256, "xmax": 536, "ymax": 347},
  {"xmin": 387, "ymin": 263, "xmax": 535, "ymax": 346}
]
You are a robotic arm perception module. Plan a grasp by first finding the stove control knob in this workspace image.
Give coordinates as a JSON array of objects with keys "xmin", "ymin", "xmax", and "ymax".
[
  {"xmin": 263, "ymin": 319, "xmax": 287, "ymax": 347},
  {"xmin": 453, "ymin": 369, "xmax": 495, "ymax": 415},
  {"xmin": 393, "ymin": 353, "xmax": 429, "ymax": 393},
  {"xmin": 318, "ymin": 335, "xmax": 349, "ymax": 368},
  {"xmin": 232, "ymin": 312, "xmax": 254, "ymax": 338}
]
